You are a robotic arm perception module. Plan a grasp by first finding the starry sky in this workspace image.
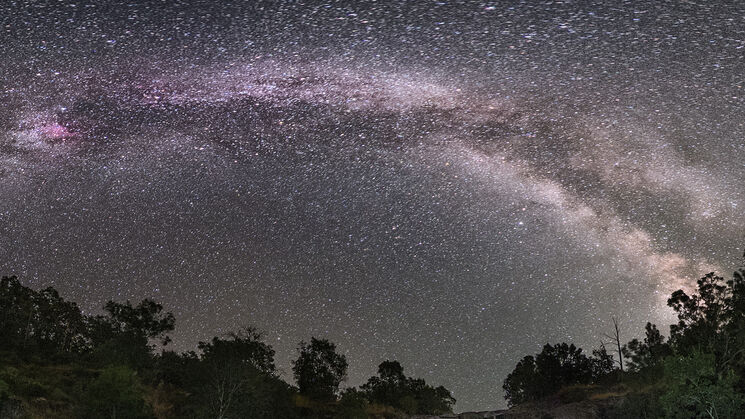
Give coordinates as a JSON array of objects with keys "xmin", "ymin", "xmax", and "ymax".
[{"xmin": 1, "ymin": 0, "xmax": 744, "ymax": 411}]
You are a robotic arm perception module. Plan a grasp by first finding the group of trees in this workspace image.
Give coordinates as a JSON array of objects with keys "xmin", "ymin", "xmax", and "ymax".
[
  {"xmin": 15, "ymin": 256, "xmax": 745, "ymax": 417},
  {"xmin": 0, "ymin": 275, "xmax": 454, "ymax": 418},
  {"xmin": 502, "ymin": 342, "xmax": 614, "ymax": 405},
  {"xmin": 359, "ymin": 360, "xmax": 456, "ymax": 414},
  {"xmin": 0, "ymin": 276, "xmax": 175, "ymax": 367},
  {"xmin": 503, "ymin": 256, "xmax": 745, "ymax": 417}
]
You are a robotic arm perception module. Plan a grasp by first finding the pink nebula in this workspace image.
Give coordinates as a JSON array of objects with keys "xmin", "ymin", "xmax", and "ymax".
[{"xmin": 39, "ymin": 122, "xmax": 78, "ymax": 140}]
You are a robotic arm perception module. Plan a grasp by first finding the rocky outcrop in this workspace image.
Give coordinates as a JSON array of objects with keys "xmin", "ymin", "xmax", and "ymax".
[{"xmin": 489, "ymin": 394, "xmax": 624, "ymax": 419}]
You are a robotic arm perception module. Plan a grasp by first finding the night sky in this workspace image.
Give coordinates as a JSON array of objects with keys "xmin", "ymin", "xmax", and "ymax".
[{"xmin": 2, "ymin": 0, "xmax": 744, "ymax": 411}]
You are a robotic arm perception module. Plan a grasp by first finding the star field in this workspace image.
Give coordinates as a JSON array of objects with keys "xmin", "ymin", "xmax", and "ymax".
[{"xmin": 1, "ymin": 1, "xmax": 744, "ymax": 411}]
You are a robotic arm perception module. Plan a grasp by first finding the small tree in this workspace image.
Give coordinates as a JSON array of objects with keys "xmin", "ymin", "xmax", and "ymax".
[
  {"xmin": 590, "ymin": 344, "xmax": 615, "ymax": 380},
  {"xmin": 622, "ymin": 322, "xmax": 671, "ymax": 372},
  {"xmin": 197, "ymin": 327, "xmax": 278, "ymax": 419},
  {"xmin": 360, "ymin": 360, "xmax": 406, "ymax": 407},
  {"xmin": 292, "ymin": 338, "xmax": 348, "ymax": 402}
]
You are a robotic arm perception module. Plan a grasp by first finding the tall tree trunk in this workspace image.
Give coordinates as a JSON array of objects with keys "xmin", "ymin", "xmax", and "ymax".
[
  {"xmin": 603, "ymin": 317, "xmax": 624, "ymax": 372},
  {"xmin": 614, "ymin": 317, "xmax": 624, "ymax": 372}
]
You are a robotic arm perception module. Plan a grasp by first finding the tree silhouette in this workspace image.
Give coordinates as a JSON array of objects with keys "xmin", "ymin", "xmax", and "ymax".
[
  {"xmin": 590, "ymin": 344, "xmax": 615, "ymax": 379},
  {"xmin": 0, "ymin": 276, "xmax": 88, "ymax": 355},
  {"xmin": 361, "ymin": 360, "xmax": 455, "ymax": 414},
  {"xmin": 292, "ymin": 338, "xmax": 348, "ymax": 403},
  {"xmin": 197, "ymin": 327, "xmax": 278, "ymax": 418},
  {"xmin": 503, "ymin": 343, "xmax": 603, "ymax": 406},
  {"xmin": 622, "ymin": 322, "xmax": 671, "ymax": 372},
  {"xmin": 100, "ymin": 299, "xmax": 176, "ymax": 345},
  {"xmin": 602, "ymin": 317, "xmax": 624, "ymax": 372},
  {"xmin": 198, "ymin": 327, "xmax": 276, "ymax": 374},
  {"xmin": 89, "ymin": 298, "xmax": 175, "ymax": 369},
  {"xmin": 667, "ymin": 271, "xmax": 742, "ymax": 374},
  {"xmin": 360, "ymin": 360, "xmax": 406, "ymax": 407}
]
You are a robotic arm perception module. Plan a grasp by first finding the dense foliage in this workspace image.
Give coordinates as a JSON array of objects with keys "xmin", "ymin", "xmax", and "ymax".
[
  {"xmin": 502, "ymin": 342, "xmax": 613, "ymax": 405},
  {"xmin": 0, "ymin": 275, "xmax": 454, "ymax": 418},
  {"xmin": 360, "ymin": 360, "xmax": 456, "ymax": 414},
  {"xmin": 293, "ymin": 338, "xmax": 349, "ymax": 404},
  {"xmin": 503, "ymin": 254, "xmax": 745, "ymax": 418}
]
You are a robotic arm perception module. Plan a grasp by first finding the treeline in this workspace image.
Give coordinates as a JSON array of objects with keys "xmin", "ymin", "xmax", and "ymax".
[
  {"xmin": 503, "ymin": 256, "xmax": 745, "ymax": 417},
  {"xmin": 0, "ymin": 276, "xmax": 454, "ymax": 418}
]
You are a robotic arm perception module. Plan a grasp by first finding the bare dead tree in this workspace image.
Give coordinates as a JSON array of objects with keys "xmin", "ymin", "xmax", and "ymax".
[
  {"xmin": 602, "ymin": 317, "xmax": 624, "ymax": 372},
  {"xmin": 207, "ymin": 358, "xmax": 249, "ymax": 419}
]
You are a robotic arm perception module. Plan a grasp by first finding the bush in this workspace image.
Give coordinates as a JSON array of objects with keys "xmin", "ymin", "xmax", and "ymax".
[
  {"xmin": 606, "ymin": 389, "xmax": 663, "ymax": 419},
  {"xmin": 16, "ymin": 377, "xmax": 50, "ymax": 398},
  {"xmin": 557, "ymin": 384, "xmax": 595, "ymax": 403},
  {"xmin": 660, "ymin": 352, "xmax": 745, "ymax": 418},
  {"xmin": 79, "ymin": 365, "xmax": 154, "ymax": 419},
  {"xmin": 335, "ymin": 388, "xmax": 368, "ymax": 419}
]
